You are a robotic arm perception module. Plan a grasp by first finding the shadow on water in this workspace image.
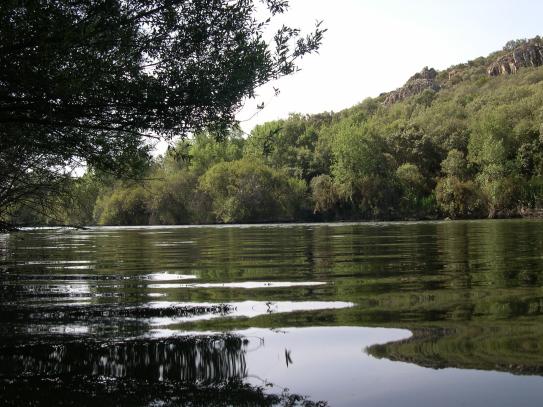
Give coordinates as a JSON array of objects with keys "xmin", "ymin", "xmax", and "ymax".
[{"xmin": 0, "ymin": 335, "xmax": 328, "ymax": 406}]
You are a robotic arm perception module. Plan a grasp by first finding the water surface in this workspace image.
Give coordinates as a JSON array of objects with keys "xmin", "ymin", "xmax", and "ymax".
[{"xmin": 1, "ymin": 220, "xmax": 543, "ymax": 405}]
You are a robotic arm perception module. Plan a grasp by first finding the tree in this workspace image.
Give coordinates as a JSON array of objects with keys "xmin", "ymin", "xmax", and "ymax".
[
  {"xmin": 395, "ymin": 163, "xmax": 432, "ymax": 215},
  {"xmin": 441, "ymin": 149, "xmax": 469, "ymax": 180},
  {"xmin": 435, "ymin": 177, "xmax": 485, "ymax": 219},
  {"xmin": 187, "ymin": 129, "xmax": 245, "ymax": 175},
  {"xmin": 147, "ymin": 170, "xmax": 212, "ymax": 225},
  {"xmin": 331, "ymin": 121, "xmax": 400, "ymax": 218},
  {"xmin": 198, "ymin": 159, "xmax": 306, "ymax": 223},
  {"xmin": 244, "ymin": 113, "xmax": 331, "ymax": 182},
  {"xmin": 0, "ymin": 0, "xmax": 325, "ymax": 227},
  {"xmin": 310, "ymin": 174, "xmax": 338, "ymax": 215},
  {"xmin": 94, "ymin": 184, "xmax": 151, "ymax": 225}
]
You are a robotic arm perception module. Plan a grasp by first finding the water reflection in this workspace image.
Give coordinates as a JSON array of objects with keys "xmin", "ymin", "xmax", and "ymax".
[
  {"xmin": 0, "ymin": 332, "xmax": 329, "ymax": 406},
  {"xmin": 3, "ymin": 221, "xmax": 543, "ymax": 405},
  {"xmin": 142, "ymin": 272, "xmax": 198, "ymax": 281},
  {"xmin": 146, "ymin": 281, "xmax": 326, "ymax": 289},
  {"xmin": 0, "ymin": 300, "xmax": 353, "ymax": 340},
  {"xmin": 0, "ymin": 335, "xmax": 248, "ymax": 381},
  {"xmin": 366, "ymin": 323, "xmax": 543, "ymax": 376}
]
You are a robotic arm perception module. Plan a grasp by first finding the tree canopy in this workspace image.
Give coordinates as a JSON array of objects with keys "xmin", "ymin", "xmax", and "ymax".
[{"xmin": 0, "ymin": 0, "xmax": 324, "ymax": 226}]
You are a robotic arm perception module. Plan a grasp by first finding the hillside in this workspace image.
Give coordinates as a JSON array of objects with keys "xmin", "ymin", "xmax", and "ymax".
[
  {"xmin": 382, "ymin": 37, "xmax": 543, "ymax": 104},
  {"xmin": 10, "ymin": 37, "xmax": 543, "ymax": 225}
]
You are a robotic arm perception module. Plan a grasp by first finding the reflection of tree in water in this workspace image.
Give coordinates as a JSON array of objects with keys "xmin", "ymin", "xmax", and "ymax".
[
  {"xmin": 366, "ymin": 325, "xmax": 543, "ymax": 376},
  {"xmin": 0, "ymin": 335, "xmax": 327, "ymax": 406},
  {"xmin": 0, "ymin": 335, "xmax": 247, "ymax": 382}
]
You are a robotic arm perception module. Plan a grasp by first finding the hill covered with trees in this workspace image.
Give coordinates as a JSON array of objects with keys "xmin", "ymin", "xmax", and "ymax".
[{"xmin": 11, "ymin": 37, "xmax": 543, "ymax": 225}]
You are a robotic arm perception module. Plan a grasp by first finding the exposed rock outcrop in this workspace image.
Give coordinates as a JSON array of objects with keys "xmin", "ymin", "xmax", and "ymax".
[
  {"xmin": 448, "ymin": 69, "xmax": 457, "ymax": 80},
  {"xmin": 384, "ymin": 67, "xmax": 440, "ymax": 105},
  {"xmin": 487, "ymin": 40, "xmax": 543, "ymax": 76}
]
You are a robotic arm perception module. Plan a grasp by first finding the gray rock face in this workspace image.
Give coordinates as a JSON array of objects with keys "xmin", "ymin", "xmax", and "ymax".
[
  {"xmin": 487, "ymin": 41, "xmax": 543, "ymax": 76},
  {"xmin": 384, "ymin": 67, "xmax": 440, "ymax": 105}
]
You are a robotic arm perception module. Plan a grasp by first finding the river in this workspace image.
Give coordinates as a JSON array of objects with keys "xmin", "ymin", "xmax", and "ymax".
[{"xmin": 1, "ymin": 220, "xmax": 543, "ymax": 406}]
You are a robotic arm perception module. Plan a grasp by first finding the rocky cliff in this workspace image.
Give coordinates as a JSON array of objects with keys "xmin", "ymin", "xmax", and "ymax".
[
  {"xmin": 487, "ymin": 40, "xmax": 543, "ymax": 76},
  {"xmin": 383, "ymin": 67, "xmax": 440, "ymax": 105},
  {"xmin": 382, "ymin": 37, "xmax": 543, "ymax": 106}
]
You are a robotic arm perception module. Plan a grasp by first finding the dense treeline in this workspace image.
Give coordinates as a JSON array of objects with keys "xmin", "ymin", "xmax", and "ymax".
[{"xmin": 10, "ymin": 39, "xmax": 543, "ymax": 225}]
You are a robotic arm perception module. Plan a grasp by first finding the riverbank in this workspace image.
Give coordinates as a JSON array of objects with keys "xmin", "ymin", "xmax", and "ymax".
[{"xmin": 5, "ymin": 212, "xmax": 543, "ymax": 233}]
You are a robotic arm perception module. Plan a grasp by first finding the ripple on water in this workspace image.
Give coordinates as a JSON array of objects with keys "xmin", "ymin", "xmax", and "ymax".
[
  {"xmin": 147, "ymin": 281, "xmax": 326, "ymax": 289},
  {"xmin": 140, "ymin": 273, "xmax": 198, "ymax": 281},
  {"xmin": 145, "ymin": 300, "xmax": 354, "ymax": 326},
  {"xmin": 153, "ymin": 241, "xmax": 195, "ymax": 247}
]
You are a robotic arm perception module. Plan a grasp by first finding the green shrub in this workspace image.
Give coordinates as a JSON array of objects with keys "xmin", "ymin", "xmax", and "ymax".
[
  {"xmin": 435, "ymin": 177, "xmax": 486, "ymax": 218},
  {"xmin": 199, "ymin": 160, "xmax": 307, "ymax": 223}
]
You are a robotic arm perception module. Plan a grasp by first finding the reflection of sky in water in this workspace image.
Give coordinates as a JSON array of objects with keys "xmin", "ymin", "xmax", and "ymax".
[
  {"xmin": 147, "ymin": 281, "xmax": 326, "ymax": 289},
  {"xmin": 46, "ymin": 265, "xmax": 94, "ymax": 270},
  {"xmin": 20, "ymin": 282, "xmax": 91, "ymax": 295},
  {"xmin": 145, "ymin": 300, "xmax": 354, "ymax": 326},
  {"xmin": 242, "ymin": 327, "xmax": 543, "ymax": 407},
  {"xmin": 141, "ymin": 273, "xmax": 197, "ymax": 281},
  {"xmin": 154, "ymin": 241, "xmax": 195, "ymax": 247},
  {"xmin": 47, "ymin": 325, "xmax": 90, "ymax": 334},
  {"xmin": 21, "ymin": 260, "xmax": 94, "ymax": 265}
]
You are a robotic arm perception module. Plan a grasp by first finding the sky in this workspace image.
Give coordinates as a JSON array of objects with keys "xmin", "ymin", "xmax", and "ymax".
[{"xmin": 236, "ymin": 0, "xmax": 543, "ymax": 133}]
